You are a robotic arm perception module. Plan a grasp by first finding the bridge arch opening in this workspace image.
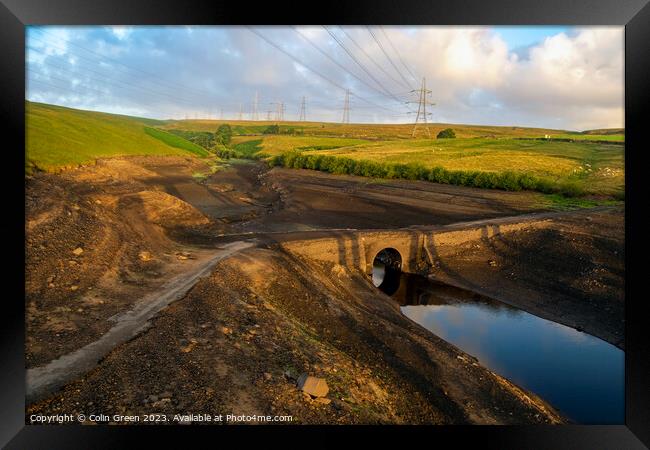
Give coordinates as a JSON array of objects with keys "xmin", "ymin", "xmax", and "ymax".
[{"xmin": 372, "ymin": 248, "xmax": 402, "ymax": 295}]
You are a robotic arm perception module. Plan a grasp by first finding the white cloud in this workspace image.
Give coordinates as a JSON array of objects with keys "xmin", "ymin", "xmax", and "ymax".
[{"xmin": 25, "ymin": 26, "xmax": 624, "ymax": 130}]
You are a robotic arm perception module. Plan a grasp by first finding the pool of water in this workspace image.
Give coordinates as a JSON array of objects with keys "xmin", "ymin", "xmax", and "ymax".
[{"xmin": 382, "ymin": 271, "xmax": 624, "ymax": 424}]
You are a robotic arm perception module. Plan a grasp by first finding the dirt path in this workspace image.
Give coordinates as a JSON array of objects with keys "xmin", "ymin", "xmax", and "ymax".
[{"xmin": 26, "ymin": 240, "xmax": 255, "ymax": 403}]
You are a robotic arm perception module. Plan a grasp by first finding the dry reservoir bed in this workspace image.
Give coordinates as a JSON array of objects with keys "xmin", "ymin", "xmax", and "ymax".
[{"xmin": 25, "ymin": 156, "xmax": 624, "ymax": 424}]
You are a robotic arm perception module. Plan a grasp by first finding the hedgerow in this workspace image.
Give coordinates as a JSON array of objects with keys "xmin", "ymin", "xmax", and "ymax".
[{"xmin": 268, "ymin": 150, "xmax": 584, "ymax": 197}]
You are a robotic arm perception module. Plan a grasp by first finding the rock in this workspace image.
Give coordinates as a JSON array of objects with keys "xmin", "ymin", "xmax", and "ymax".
[
  {"xmin": 263, "ymin": 372, "xmax": 272, "ymax": 381},
  {"xmin": 70, "ymin": 285, "xmax": 79, "ymax": 291},
  {"xmin": 72, "ymin": 247, "xmax": 84, "ymax": 256},
  {"xmin": 488, "ymin": 259, "xmax": 497, "ymax": 267},
  {"xmin": 160, "ymin": 391, "xmax": 172, "ymax": 399},
  {"xmin": 296, "ymin": 373, "xmax": 329, "ymax": 398},
  {"xmin": 139, "ymin": 251, "xmax": 153, "ymax": 261}
]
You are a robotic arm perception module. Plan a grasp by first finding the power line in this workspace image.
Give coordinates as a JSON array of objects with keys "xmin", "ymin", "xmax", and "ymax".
[
  {"xmin": 31, "ymin": 28, "xmax": 217, "ymax": 101},
  {"xmin": 366, "ymin": 26, "xmax": 415, "ymax": 90},
  {"xmin": 379, "ymin": 26, "xmax": 419, "ymax": 83},
  {"xmin": 291, "ymin": 27, "xmax": 408, "ymax": 105},
  {"xmin": 247, "ymin": 27, "xmax": 402, "ymax": 114},
  {"xmin": 27, "ymin": 47, "xmax": 207, "ymax": 107},
  {"xmin": 27, "ymin": 78, "xmax": 182, "ymax": 118},
  {"xmin": 323, "ymin": 26, "xmax": 403, "ymax": 104},
  {"xmin": 336, "ymin": 26, "xmax": 410, "ymax": 91}
]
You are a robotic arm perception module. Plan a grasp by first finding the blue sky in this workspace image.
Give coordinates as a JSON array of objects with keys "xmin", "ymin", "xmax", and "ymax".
[
  {"xmin": 25, "ymin": 25, "xmax": 624, "ymax": 130},
  {"xmin": 494, "ymin": 26, "xmax": 573, "ymax": 50}
]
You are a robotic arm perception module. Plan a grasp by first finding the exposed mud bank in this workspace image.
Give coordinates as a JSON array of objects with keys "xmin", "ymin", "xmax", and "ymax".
[
  {"xmin": 27, "ymin": 246, "xmax": 562, "ymax": 424},
  {"xmin": 25, "ymin": 156, "xmax": 623, "ymax": 424}
]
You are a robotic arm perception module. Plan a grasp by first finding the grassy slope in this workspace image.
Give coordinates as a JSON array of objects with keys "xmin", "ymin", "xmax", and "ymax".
[
  {"xmin": 26, "ymin": 102, "xmax": 207, "ymax": 172},
  {"xmin": 308, "ymin": 138, "xmax": 624, "ymax": 196},
  {"xmin": 232, "ymin": 135, "xmax": 368, "ymax": 157},
  {"xmin": 233, "ymin": 134, "xmax": 623, "ymax": 197},
  {"xmin": 163, "ymin": 119, "xmax": 581, "ymax": 140}
]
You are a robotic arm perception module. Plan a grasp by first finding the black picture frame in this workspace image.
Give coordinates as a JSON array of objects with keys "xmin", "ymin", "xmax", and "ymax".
[{"xmin": 2, "ymin": 0, "xmax": 648, "ymax": 447}]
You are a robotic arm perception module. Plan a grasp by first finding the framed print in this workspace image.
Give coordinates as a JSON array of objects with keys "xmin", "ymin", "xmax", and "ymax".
[{"xmin": 1, "ymin": 0, "xmax": 649, "ymax": 447}]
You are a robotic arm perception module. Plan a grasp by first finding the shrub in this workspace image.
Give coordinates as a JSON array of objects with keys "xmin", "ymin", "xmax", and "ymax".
[
  {"xmin": 215, "ymin": 124, "xmax": 233, "ymax": 146},
  {"xmin": 214, "ymin": 147, "xmax": 237, "ymax": 159},
  {"xmin": 268, "ymin": 151, "xmax": 588, "ymax": 197},
  {"xmin": 437, "ymin": 128, "xmax": 456, "ymax": 139},
  {"xmin": 263, "ymin": 124, "xmax": 280, "ymax": 135}
]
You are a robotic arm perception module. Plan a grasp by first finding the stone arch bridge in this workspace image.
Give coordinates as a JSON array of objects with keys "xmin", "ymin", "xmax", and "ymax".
[{"xmin": 277, "ymin": 213, "xmax": 555, "ymax": 276}]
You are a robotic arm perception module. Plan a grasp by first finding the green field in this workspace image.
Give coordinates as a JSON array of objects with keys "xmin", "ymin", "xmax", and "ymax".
[
  {"xmin": 27, "ymin": 102, "xmax": 624, "ymax": 199},
  {"xmin": 232, "ymin": 135, "xmax": 368, "ymax": 157},
  {"xmin": 26, "ymin": 102, "xmax": 209, "ymax": 172},
  {"xmin": 234, "ymin": 135, "xmax": 624, "ymax": 197}
]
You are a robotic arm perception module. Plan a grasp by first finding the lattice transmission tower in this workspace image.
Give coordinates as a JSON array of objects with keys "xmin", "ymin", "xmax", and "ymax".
[
  {"xmin": 407, "ymin": 77, "xmax": 435, "ymax": 138},
  {"xmin": 299, "ymin": 96, "xmax": 307, "ymax": 121},
  {"xmin": 341, "ymin": 89, "xmax": 350, "ymax": 124},
  {"xmin": 251, "ymin": 91, "xmax": 259, "ymax": 121}
]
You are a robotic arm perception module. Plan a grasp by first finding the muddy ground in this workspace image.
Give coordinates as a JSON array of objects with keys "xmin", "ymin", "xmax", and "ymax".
[{"xmin": 25, "ymin": 156, "xmax": 624, "ymax": 424}]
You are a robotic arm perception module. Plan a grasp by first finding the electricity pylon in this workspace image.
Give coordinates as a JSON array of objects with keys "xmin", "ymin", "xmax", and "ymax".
[
  {"xmin": 269, "ymin": 102, "xmax": 285, "ymax": 121},
  {"xmin": 238, "ymin": 104, "xmax": 244, "ymax": 120},
  {"xmin": 299, "ymin": 96, "xmax": 307, "ymax": 121},
  {"xmin": 251, "ymin": 91, "xmax": 259, "ymax": 121},
  {"xmin": 407, "ymin": 77, "xmax": 435, "ymax": 138},
  {"xmin": 341, "ymin": 89, "xmax": 350, "ymax": 124}
]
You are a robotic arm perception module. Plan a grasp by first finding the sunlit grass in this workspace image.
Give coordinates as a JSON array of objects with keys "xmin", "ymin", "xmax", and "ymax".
[{"xmin": 26, "ymin": 102, "xmax": 208, "ymax": 172}]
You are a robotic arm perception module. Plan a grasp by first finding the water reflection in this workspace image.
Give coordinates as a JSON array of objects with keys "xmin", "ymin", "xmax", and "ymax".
[{"xmin": 386, "ymin": 272, "xmax": 625, "ymax": 424}]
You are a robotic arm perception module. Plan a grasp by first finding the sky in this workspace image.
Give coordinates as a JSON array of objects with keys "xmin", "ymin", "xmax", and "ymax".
[{"xmin": 26, "ymin": 25, "xmax": 624, "ymax": 131}]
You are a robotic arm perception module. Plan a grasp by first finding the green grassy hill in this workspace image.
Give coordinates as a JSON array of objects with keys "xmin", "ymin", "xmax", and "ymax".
[
  {"xmin": 162, "ymin": 118, "xmax": 624, "ymax": 142},
  {"xmin": 26, "ymin": 102, "xmax": 209, "ymax": 172}
]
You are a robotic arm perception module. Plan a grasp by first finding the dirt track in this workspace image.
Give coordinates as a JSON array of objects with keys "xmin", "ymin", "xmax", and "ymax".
[{"xmin": 25, "ymin": 156, "xmax": 624, "ymax": 424}]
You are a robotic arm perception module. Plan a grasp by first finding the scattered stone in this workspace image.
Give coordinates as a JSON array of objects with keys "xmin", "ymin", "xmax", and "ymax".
[
  {"xmin": 47, "ymin": 275, "xmax": 55, "ymax": 283},
  {"xmin": 139, "ymin": 251, "xmax": 153, "ymax": 261},
  {"xmin": 180, "ymin": 341, "xmax": 197, "ymax": 353},
  {"xmin": 70, "ymin": 285, "xmax": 79, "ymax": 291},
  {"xmin": 151, "ymin": 398, "xmax": 171, "ymax": 408},
  {"xmin": 72, "ymin": 247, "xmax": 84, "ymax": 256},
  {"xmin": 283, "ymin": 370, "xmax": 297, "ymax": 381},
  {"xmin": 296, "ymin": 373, "xmax": 329, "ymax": 398},
  {"xmin": 263, "ymin": 372, "xmax": 272, "ymax": 381},
  {"xmin": 95, "ymin": 199, "xmax": 102, "ymax": 205},
  {"xmin": 314, "ymin": 397, "xmax": 331, "ymax": 405},
  {"xmin": 488, "ymin": 259, "xmax": 497, "ymax": 267},
  {"xmin": 160, "ymin": 391, "xmax": 172, "ymax": 399}
]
